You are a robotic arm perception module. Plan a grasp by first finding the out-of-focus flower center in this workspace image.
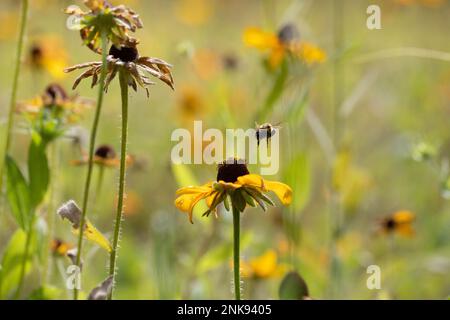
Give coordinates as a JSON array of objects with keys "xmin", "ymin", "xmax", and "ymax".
[
  {"xmin": 277, "ymin": 23, "xmax": 300, "ymax": 45},
  {"xmin": 385, "ymin": 218, "xmax": 396, "ymax": 230},
  {"xmin": 217, "ymin": 158, "xmax": 249, "ymax": 183},
  {"xmin": 109, "ymin": 45, "xmax": 138, "ymax": 62},
  {"xmin": 95, "ymin": 145, "xmax": 116, "ymax": 159},
  {"xmin": 44, "ymin": 84, "xmax": 68, "ymax": 104},
  {"xmin": 30, "ymin": 44, "xmax": 43, "ymax": 62}
]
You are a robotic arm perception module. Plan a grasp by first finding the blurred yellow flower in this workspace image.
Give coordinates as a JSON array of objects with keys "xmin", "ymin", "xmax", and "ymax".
[
  {"xmin": 380, "ymin": 210, "xmax": 416, "ymax": 238},
  {"xmin": 0, "ymin": 11, "xmax": 19, "ymax": 41},
  {"xmin": 333, "ymin": 151, "xmax": 372, "ymax": 212},
  {"xmin": 28, "ymin": 36, "xmax": 69, "ymax": 79},
  {"xmin": 174, "ymin": 0, "xmax": 213, "ymax": 26},
  {"xmin": 17, "ymin": 83, "xmax": 92, "ymax": 123},
  {"xmin": 72, "ymin": 144, "xmax": 134, "ymax": 168},
  {"xmin": 241, "ymin": 250, "xmax": 288, "ymax": 279},
  {"xmin": 177, "ymin": 85, "xmax": 206, "ymax": 122},
  {"xmin": 243, "ymin": 24, "xmax": 326, "ymax": 69},
  {"xmin": 175, "ymin": 158, "xmax": 292, "ymax": 223},
  {"xmin": 51, "ymin": 238, "xmax": 73, "ymax": 257}
]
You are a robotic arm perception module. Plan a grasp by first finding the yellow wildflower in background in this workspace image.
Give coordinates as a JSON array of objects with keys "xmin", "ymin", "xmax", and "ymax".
[
  {"xmin": 241, "ymin": 250, "xmax": 287, "ymax": 279},
  {"xmin": 380, "ymin": 210, "xmax": 416, "ymax": 238},
  {"xmin": 243, "ymin": 24, "xmax": 326, "ymax": 69},
  {"xmin": 27, "ymin": 36, "xmax": 69, "ymax": 78}
]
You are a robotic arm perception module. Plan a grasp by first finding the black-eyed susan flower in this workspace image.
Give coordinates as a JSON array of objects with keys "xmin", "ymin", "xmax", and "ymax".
[
  {"xmin": 175, "ymin": 158, "xmax": 293, "ymax": 224},
  {"xmin": 380, "ymin": 210, "xmax": 416, "ymax": 237},
  {"xmin": 241, "ymin": 249, "xmax": 287, "ymax": 279},
  {"xmin": 71, "ymin": 144, "xmax": 134, "ymax": 167},
  {"xmin": 243, "ymin": 23, "xmax": 326, "ymax": 69},
  {"xmin": 17, "ymin": 84, "xmax": 93, "ymax": 142},
  {"xmin": 65, "ymin": 0, "xmax": 143, "ymax": 54},
  {"xmin": 51, "ymin": 238, "xmax": 73, "ymax": 257},
  {"xmin": 64, "ymin": 39, "xmax": 174, "ymax": 96},
  {"xmin": 175, "ymin": 158, "xmax": 292, "ymax": 300},
  {"xmin": 27, "ymin": 36, "xmax": 69, "ymax": 78}
]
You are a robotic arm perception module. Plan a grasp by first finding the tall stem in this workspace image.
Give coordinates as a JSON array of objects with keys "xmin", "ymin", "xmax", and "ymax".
[
  {"xmin": 42, "ymin": 142, "xmax": 59, "ymax": 283},
  {"xmin": 232, "ymin": 206, "xmax": 241, "ymax": 300},
  {"xmin": 108, "ymin": 69, "xmax": 129, "ymax": 300},
  {"xmin": 0, "ymin": 0, "xmax": 29, "ymax": 201},
  {"xmin": 14, "ymin": 216, "xmax": 35, "ymax": 300},
  {"xmin": 73, "ymin": 32, "xmax": 109, "ymax": 300}
]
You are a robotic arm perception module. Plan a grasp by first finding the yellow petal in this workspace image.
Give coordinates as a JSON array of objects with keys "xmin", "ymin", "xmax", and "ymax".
[
  {"xmin": 236, "ymin": 174, "xmax": 265, "ymax": 189},
  {"xmin": 264, "ymin": 180, "xmax": 293, "ymax": 205},
  {"xmin": 206, "ymin": 191, "xmax": 220, "ymax": 208},
  {"xmin": 175, "ymin": 190, "xmax": 211, "ymax": 223},
  {"xmin": 250, "ymin": 250, "xmax": 278, "ymax": 278},
  {"xmin": 396, "ymin": 223, "xmax": 415, "ymax": 237},
  {"xmin": 243, "ymin": 27, "xmax": 279, "ymax": 51},
  {"xmin": 393, "ymin": 210, "xmax": 415, "ymax": 224},
  {"xmin": 269, "ymin": 46, "xmax": 286, "ymax": 69},
  {"xmin": 176, "ymin": 182, "xmax": 212, "ymax": 195},
  {"xmin": 73, "ymin": 220, "xmax": 112, "ymax": 252}
]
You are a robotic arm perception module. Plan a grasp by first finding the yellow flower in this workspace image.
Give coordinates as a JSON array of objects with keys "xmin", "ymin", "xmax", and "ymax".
[
  {"xmin": 241, "ymin": 250, "xmax": 287, "ymax": 279},
  {"xmin": 243, "ymin": 24, "xmax": 326, "ymax": 69},
  {"xmin": 17, "ymin": 84, "xmax": 93, "ymax": 142},
  {"xmin": 175, "ymin": 158, "xmax": 293, "ymax": 223},
  {"xmin": 51, "ymin": 238, "xmax": 73, "ymax": 257},
  {"xmin": 28, "ymin": 36, "xmax": 69, "ymax": 78},
  {"xmin": 177, "ymin": 85, "xmax": 206, "ymax": 122},
  {"xmin": 71, "ymin": 144, "xmax": 134, "ymax": 168},
  {"xmin": 174, "ymin": 0, "xmax": 214, "ymax": 26},
  {"xmin": 380, "ymin": 210, "xmax": 416, "ymax": 238}
]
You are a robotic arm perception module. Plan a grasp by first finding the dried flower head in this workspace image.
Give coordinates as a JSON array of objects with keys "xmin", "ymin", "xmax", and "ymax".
[
  {"xmin": 65, "ymin": 40, "xmax": 174, "ymax": 97},
  {"xmin": 65, "ymin": 0, "xmax": 143, "ymax": 53}
]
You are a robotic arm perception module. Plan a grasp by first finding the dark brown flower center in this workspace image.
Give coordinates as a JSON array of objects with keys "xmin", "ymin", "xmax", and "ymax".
[
  {"xmin": 384, "ymin": 218, "xmax": 396, "ymax": 230},
  {"xmin": 30, "ymin": 45, "xmax": 43, "ymax": 62},
  {"xmin": 109, "ymin": 45, "xmax": 138, "ymax": 62},
  {"xmin": 217, "ymin": 158, "xmax": 249, "ymax": 183},
  {"xmin": 277, "ymin": 23, "xmax": 300, "ymax": 45},
  {"xmin": 95, "ymin": 145, "xmax": 116, "ymax": 159},
  {"xmin": 44, "ymin": 84, "xmax": 68, "ymax": 104}
]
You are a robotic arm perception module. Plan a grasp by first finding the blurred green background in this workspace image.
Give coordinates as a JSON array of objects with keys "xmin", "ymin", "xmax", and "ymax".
[{"xmin": 0, "ymin": 0, "xmax": 449, "ymax": 299}]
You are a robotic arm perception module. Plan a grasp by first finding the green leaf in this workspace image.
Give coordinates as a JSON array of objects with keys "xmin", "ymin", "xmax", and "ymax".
[
  {"xmin": 5, "ymin": 156, "xmax": 32, "ymax": 230},
  {"xmin": 258, "ymin": 60, "xmax": 289, "ymax": 121},
  {"xmin": 28, "ymin": 285, "xmax": 62, "ymax": 300},
  {"xmin": 279, "ymin": 271, "xmax": 310, "ymax": 300},
  {"xmin": 0, "ymin": 229, "xmax": 37, "ymax": 299},
  {"xmin": 284, "ymin": 153, "xmax": 311, "ymax": 212},
  {"xmin": 197, "ymin": 243, "xmax": 232, "ymax": 274},
  {"xmin": 28, "ymin": 139, "xmax": 49, "ymax": 209}
]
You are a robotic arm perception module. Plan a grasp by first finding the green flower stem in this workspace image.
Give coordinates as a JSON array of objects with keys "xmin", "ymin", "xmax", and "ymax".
[
  {"xmin": 42, "ymin": 142, "xmax": 59, "ymax": 283},
  {"xmin": 232, "ymin": 205, "xmax": 241, "ymax": 300},
  {"xmin": 73, "ymin": 31, "xmax": 109, "ymax": 300},
  {"xmin": 108, "ymin": 69, "xmax": 129, "ymax": 300},
  {"xmin": 94, "ymin": 165, "xmax": 105, "ymax": 202},
  {"xmin": 0, "ymin": 0, "xmax": 29, "ymax": 200},
  {"xmin": 14, "ymin": 216, "xmax": 35, "ymax": 300}
]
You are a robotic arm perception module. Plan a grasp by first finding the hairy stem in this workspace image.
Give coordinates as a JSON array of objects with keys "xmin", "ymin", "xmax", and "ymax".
[
  {"xmin": 232, "ymin": 206, "xmax": 241, "ymax": 300},
  {"xmin": 108, "ymin": 69, "xmax": 129, "ymax": 300},
  {"xmin": 0, "ymin": 0, "xmax": 29, "ymax": 201},
  {"xmin": 73, "ymin": 32, "xmax": 109, "ymax": 300}
]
